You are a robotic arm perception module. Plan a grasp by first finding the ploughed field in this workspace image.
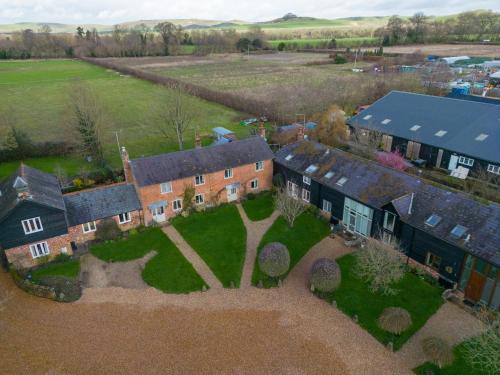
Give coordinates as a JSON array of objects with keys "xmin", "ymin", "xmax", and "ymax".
[{"xmin": 0, "ymin": 59, "xmax": 245, "ymax": 178}]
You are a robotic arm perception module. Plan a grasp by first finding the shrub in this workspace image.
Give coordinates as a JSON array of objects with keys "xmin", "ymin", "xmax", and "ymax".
[
  {"xmin": 422, "ymin": 337, "xmax": 454, "ymax": 369},
  {"xmin": 258, "ymin": 242, "xmax": 290, "ymax": 279},
  {"xmin": 355, "ymin": 238, "xmax": 404, "ymax": 295},
  {"xmin": 277, "ymin": 42, "xmax": 286, "ymax": 51},
  {"xmin": 52, "ymin": 253, "xmax": 72, "ymax": 263},
  {"xmin": 334, "ymin": 54, "xmax": 347, "ymax": 64},
  {"xmin": 309, "ymin": 258, "xmax": 341, "ymax": 293},
  {"xmin": 246, "ymin": 193, "xmax": 256, "ymax": 200},
  {"xmin": 378, "ymin": 307, "xmax": 412, "ymax": 335},
  {"xmin": 95, "ymin": 219, "xmax": 122, "ymax": 242}
]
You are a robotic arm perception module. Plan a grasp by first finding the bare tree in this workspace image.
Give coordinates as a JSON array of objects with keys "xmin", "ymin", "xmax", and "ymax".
[
  {"xmin": 274, "ymin": 186, "xmax": 306, "ymax": 228},
  {"xmin": 155, "ymin": 86, "xmax": 194, "ymax": 151},
  {"xmin": 154, "ymin": 22, "xmax": 181, "ymax": 56},
  {"xmin": 69, "ymin": 82, "xmax": 105, "ymax": 165},
  {"xmin": 349, "ymin": 127, "xmax": 383, "ymax": 160},
  {"xmin": 310, "ymin": 104, "xmax": 348, "ymax": 147}
]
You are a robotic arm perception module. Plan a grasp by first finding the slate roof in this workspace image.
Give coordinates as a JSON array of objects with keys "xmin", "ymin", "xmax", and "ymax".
[
  {"xmin": 0, "ymin": 164, "xmax": 65, "ymax": 222},
  {"xmin": 64, "ymin": 184, "xmax": 142, "ymax": 226},
  {"xmin": 348, "ymin": 91, "xmax": 500, "ymax": 164},
  {"xmin": 129, "ymin": 136, "xmax": 274, "ymax": 187},
  {"xmin": 275, "ymin": 141, "xmax": 500, "ymax": 267}
]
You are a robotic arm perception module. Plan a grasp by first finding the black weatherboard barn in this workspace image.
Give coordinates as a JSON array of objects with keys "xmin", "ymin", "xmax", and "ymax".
[
  {"xmin": 274, "ymin": 140, "xmax": 500, "ymax": 310},
  {"xmin": 347, "ymin": 91, "xmax": 500, "ymax": 181}
]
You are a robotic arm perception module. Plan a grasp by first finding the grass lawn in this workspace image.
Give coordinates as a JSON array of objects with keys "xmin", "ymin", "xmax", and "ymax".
[
  {"xmin": 172, "ymin": 204, "xmax": 247, "ymax": 288},
  {"xmin": 241, "ymin": 191, "xmax": 274, "ymax": 221},
  {"xmin": 0, "ymin": 156, "xmax": 90, "ymax": 180},
  {"xmin": 268, "ymin": 37, "xmax": 379, "ymax": 48},
  {"xmin": 91, "ymin": 228, "xmax": 205, "ymax": 293},
  {"xmin": 0, "ymin": 59, "xmax": 244, "ymax": 176},
  {"xmin": 252, "ymin": 211, "xmax": 330, "ymax": 287},
  {"xmin": 325, "ymin": 254, "xmax": 444, "ymax": 350},
  {"xmin": 30, "ymin": 259, "xmax": 80, "ymax": 281},
  {"xmin": 413, "ymin": 340, "xmax": 487, "ymax": 375}
]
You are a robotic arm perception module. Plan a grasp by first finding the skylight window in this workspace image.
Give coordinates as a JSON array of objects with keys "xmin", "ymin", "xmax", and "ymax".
[
  {"xmin": 410, "ymin": 125, "xmax": 421, "ymax": 131},
  {"xmin": 325, "ymin": 171, "xmax": 335, "ymax": 179},
  {"xmin": 435, "ymin": 130, "xmax": 447, "ymax": 137},
  {"xmin": 450, "ymin": 225, "xmax": 467, "ymax": 239},
  {"xmin": 381, "ymin": 119, "xmax": 392, "ymax": 125},
  {"xmin": 363, "ymin": 115, "xmax": 372, "ymax": 120},
  {"xmin": 305, "ymin": 164, "xmax": 319, "ymax": 174},
  {"xmin": 425, "ymin": 214, "xmax": 442, "ymax": 227},
  {"xmin": 475, "ymin": 134, "xmax": 488, "ymax": 141},
  {"xmin": 336, "ymin": 177, "xmax": 348, "ymax": 186},
  {"xmin": 285, "ymin": 154, "xmax": 294, "ymax": 161}
]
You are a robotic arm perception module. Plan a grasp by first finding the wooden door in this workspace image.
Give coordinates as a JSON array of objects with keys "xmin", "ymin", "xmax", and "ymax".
[{"xmin": 465, "ymin": 271, "xmax": 486, "ymax": 303}]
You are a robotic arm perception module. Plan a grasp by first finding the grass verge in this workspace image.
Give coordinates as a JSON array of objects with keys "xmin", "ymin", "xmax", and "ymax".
[
  {"xmin": 241, "ymin": 191, "xmax": 274, "ymax": 221},
  {"xmin": 31, "ymin": 259, "xmax": 80, "ymax": 281}
]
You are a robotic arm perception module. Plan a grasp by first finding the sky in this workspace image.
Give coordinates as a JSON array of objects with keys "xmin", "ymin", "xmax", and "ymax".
[{"xmin": 0, "ymin": 0, "xmax": 498, "ymax": 24}]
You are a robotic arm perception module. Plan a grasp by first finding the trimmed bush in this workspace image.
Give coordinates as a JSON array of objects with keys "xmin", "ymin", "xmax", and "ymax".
[
  {"xmin": 309, "ymin": 258, "xmax": 341, "ymax": 293},
  {"xmin": 258, "ymin": 242, "xmax": 290, "ymax": 279},
  {"xmin": 95, "ymin": 218, "xmax": 122, "ymax": 242},
  {"xmin": 422, "ymin": 337, "xmax": 454, "ymax": 369},
  {"xmin": 378, "ymin": 307, "xmax": 412, "ymax": 335}
]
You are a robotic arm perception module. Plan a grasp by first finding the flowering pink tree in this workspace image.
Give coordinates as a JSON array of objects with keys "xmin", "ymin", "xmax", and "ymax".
[{"xmin": 377, "ymin": 150, "xmax": 408, "ymax": 170}]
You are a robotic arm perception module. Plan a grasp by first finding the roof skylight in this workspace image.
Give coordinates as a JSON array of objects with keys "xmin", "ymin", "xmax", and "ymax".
[
  {"xmin": 410, "ymin": 125, "xmax": 421, "ymax": 131},
  {"xmin": 325, "ymin": 171, "xmax": 335, "ymax": 179},
  {"xmin": 475, "ymin": 133, "xmax": 488, "ymax": 141},
  {"xmin": 425, "ymin": 214, "xmax": 442, "ymax": 227},
  {"xmin": 435, "ymin": 130, "xmax": 447, "ymax": 137},
  {"xmin": 285, "ymin": 154, "xmax": 294, "ymax": 161},
  {"xmin": 363, "ymin": 115, "xmax": 372, "ymax": 120},
  {"xmin": 381, "ymin": 119, "xmax": 392, "ymax": 125},
  {"xmin": 305, "ymin": 164, "xmax": 319, "ymax": 174},
  {"xmin": 450, "ymin": 224, "xmax": 467, "ymax": 238},
  {"xmin": 336, "ymin": 177, "xmax": 348, "ymax": 186}
]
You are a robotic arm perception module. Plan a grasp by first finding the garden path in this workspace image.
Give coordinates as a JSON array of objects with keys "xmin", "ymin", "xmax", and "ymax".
[
  {"xmin": 162, "ymin": 225, "xmax": 223, "ymax": 290},
  {"xmin": 236, "ymin": 204, "xmax": 281, "ymax": 288}
]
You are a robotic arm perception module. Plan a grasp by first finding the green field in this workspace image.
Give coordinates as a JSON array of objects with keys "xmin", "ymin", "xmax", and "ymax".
[
  {"xmin": 269, "ymin": 37, "xmax": 380, "ymax": 48},
  {"xmin": 0, "ymin": 59, "xmax": 246, "ymax": 178}
]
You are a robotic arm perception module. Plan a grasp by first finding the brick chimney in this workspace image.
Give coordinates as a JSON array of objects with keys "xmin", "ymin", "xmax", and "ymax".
[
  {"xmin": 296, "ymin": 125, "xmax": 305, "ymax": 141},
  {"xmin": 195, "ymin": 131, "xmax": 202, "ymax": 149},
  {"xmin": 258, "ymin": 122, "xmax": 266, "ymax": 139},
  {"xmin": 121, "ymin": 146, "xmax": 133, "ymax": 183}
]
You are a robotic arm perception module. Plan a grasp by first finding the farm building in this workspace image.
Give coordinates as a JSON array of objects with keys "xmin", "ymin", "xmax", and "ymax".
[
  {"xmin": 274, "ymin": 140, "xmax": 500, "ymax": 310},
  {"xmin": 347, "ymin": 91, "xmax": 500, "ymax": 182}
]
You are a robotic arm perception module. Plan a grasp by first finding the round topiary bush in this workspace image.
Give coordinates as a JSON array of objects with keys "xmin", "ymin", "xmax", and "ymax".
[
  {"xmin": 258, "ymin": 242, "xmax": 290, "ymax": 279},
  {"xmin": 421, "ymin": 336, "xmax": 454, "ymax": 369},
  {"xmin": 309, "ymin": 258, "xmax": 341, "ymax": 293},
  {"xmin": 378, "ymin": 307, "xmax": 412, "ymax": 335}
]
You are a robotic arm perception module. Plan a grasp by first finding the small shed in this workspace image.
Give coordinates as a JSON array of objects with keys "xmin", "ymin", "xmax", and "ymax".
[{"xmin": 212, "ymin": 127, "xmax": 236, "ymax": 145}]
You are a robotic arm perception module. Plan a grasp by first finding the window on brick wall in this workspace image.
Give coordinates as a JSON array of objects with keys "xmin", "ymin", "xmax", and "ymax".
[
  {"xmin": 118, "ymin": 212, "xmax": 131, "ymax": 224},
  {"xmin": 195, "ymin": 194, "xmax": 204, "ymax": 205},
  {"xmin": 21, "ymin": 217, "xmax": 43, "ymax": 234},
  {"xmin": 224, "ymin": 168, "xmax": 233, "ymax": 179},
  {"xmin": 195, "ymin": 175, "xmax": 205, "ymax": 185},
  {"xmin": 255, "ymin": 161, "xmax": 264, "ymax": 171},
  {"xmin": 250, "ymin": 179, "xmax": 258, "ymax": 189},
  {"xmin": 160, "ymin": 182, "xmax": 172, "ymax": 194},
  {"xmin": 82, "ymin": 221, "xmax": 97, "ymax": 233},
  {"xmin": 173, "ymin": 199, "xmax": 182, "ymax": 211},
  {"xmin": 30, "ymin": 241, "xmax": 49, "ymax": 259}
]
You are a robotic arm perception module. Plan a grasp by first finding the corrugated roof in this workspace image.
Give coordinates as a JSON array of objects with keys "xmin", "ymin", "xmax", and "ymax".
[
  {"xmin": 348, "ymin": 91, "xmax": 500, "ymax": 164},
  {"xmin": 275, "ymin": 141, "xmax": 500, "ymax": 267},
  {"xmin": 129, "ymin": 136, "xmax": 274, "ymax": 187},
  {"xmin": 64, "ymin": 184, "xmax": 141, "ymax": 226}
]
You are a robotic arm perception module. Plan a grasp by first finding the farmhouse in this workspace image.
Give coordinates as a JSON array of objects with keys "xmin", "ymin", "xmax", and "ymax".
[
  {"xmin": 348, "ymin": 91, "xmax": 500, "ymax": 181},
  {"xmin": 123, "ymin": 136, "xmax": 274, "ymax": 225},
  {"xmin": 274, "ymin": 140, "xmax": 500, "ymax": 310}
]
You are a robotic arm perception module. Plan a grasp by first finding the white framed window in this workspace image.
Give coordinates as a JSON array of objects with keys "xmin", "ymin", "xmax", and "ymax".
[
  {"xmin": 303, "ymin": 176, "xmax": 311, "ymax": 185},
  {"xmin": 118, "ymin": 212, "xmax": 131, "ymax": 224},
  {"xmin": 21, "ymin": 217, "xmax": 43, "ymax": 234},
  {"xmin": 173, "ymin": 199, "xmax": 182, "ymax": 211},
  {"xmin": 82, "ymin": 221, "xmax": 97, "ymax": 233},
  {"xmin": 322, "ymin": 199, "xmax": 332, "ymax": 213},
  {"xmin": 287, "ymin": 180, "xmax": 299, "ymax": 198},
  {"xmin": 195, "ymin": 194, "xmax": 204, "ymax": 205},
  {"xmin": 195, "ymin": 175, "xmax": 205, "ymax": 186},
  {"xmin": 160, "ymin": 181, "xmax": 172, "ymax": 194},
  {"xmin": 487, "ymin": 164, "xmax": 500, "ymax": 175},
  {"xmin": 30, "ymin": 241, "xmax": 49, "ymax": 259},
  {"xmin": 255, "ymin": 161, "xmax": 264, "ymax": 171},
  {"xmin": 383, "ymin": 211, "xmax": 396, "ymax": 232},
  {"xmin": 250, "ymin": 179, "xmax": 258, "ymax": 189},
  {"xmin": 302, "ymin": 189, "xmax": 310, "ymax": 203},
  {"xmin": 224, "ymin": 168, "xmax": 233, "ymax": 179},
  {"xmin": 343, "ymin": 197, "xmax": 373, "ymax": 237},
  {"xmin": 458, "ymin": 156, "xmax": 474, "ymax": 167}
]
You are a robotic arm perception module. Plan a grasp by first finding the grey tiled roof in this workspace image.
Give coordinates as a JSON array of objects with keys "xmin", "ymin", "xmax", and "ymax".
[
  {"xmin": 348, "ymin": 91, "xmax": 500, "ymax": 164},
  {"xmin": 64, "ymin": 184, "xmax": 141, "ymax": 226},
  {"xmin": 129, "ymin": 136, "xmax": 274, "ymax": 187},
  {"xmin": 275, "ymin": 141, "xmax": 500, "ymax": 267},
  {"xmin": 0, "ymin": 164, "xmax": 65, "ymax": 222}
]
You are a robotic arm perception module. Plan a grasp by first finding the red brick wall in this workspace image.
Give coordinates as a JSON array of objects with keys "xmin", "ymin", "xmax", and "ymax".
[
  {"xmin": 68, "ymin": 210, "xmax": 142, "ymax": 244},
  {"xmin": 136, "ymin": 159, "xmax": 273, "ymax": 225},
  {"xmin": 5, "ymin": 234, "xmax": 73, "ymax": 269}
]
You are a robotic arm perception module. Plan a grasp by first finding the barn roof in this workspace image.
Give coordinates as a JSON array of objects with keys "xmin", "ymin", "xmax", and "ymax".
[
  {"xmin": 348, "ymin": 91, "xmax": 500, "ymax": 164},
  {"xmin": 275, "ymin": 141, "xmax": 500, "ymax": 266},
  {"xmin": 129, "ymin": 136, "xmax": 274, "ymax": 187}
]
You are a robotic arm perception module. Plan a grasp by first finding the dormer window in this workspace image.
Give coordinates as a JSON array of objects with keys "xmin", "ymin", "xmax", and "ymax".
[
  {"xmin": 425, "ymin": 214, "xmax": 442, "ymax": 227},
  {"xmin": 22, "ymin": 217, "xmax": 43, "ymax": 234}
]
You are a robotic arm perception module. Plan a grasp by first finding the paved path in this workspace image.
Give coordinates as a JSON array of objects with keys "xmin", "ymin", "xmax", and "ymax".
[
  {"xmin": 162, "ymin": 225, "xmax": 223, "ymax": 290},
  {"xmin": 236, "ymin": 204, "xmax": 280, "ymax": 288}
]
